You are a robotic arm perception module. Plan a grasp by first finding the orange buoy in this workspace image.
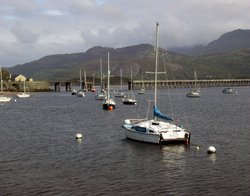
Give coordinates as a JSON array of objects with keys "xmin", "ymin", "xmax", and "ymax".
[{"xmin": 108, "ymin": 106, "xmax": 113, "ymax": 110}]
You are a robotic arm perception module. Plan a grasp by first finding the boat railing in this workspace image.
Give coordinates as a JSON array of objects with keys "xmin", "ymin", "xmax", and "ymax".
[{"xmin": 124, "ymin": 118, "xmax": 148, "ymax": 124}]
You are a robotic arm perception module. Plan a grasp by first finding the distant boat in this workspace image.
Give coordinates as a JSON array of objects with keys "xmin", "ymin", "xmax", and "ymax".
[
  {"xmin": 114, "ymin": 69, "xmax": 125, "ymax": 98},
  {"xmin": 91, "ymin": 74, "xmax": 97, "ymax": 92},
  {"xmin": 122, "ymin": 70, "xmax": 138, "ymax": 105},
  {"xmin": 17, "ymin": 80, "xmax": 30, "ymax": 98},
  {"xmin": 222, "ymin": 87, "xmax": 237, "ymax": 94},
  {"xmin": 138, "ymin": 75, "xmax": 145, "ymax": 94},
  {"xmin": 0, "ymin": 66, "xmax": 11, "ymax": 103},
  {"xmin": 77, "ymin": 70, "xmax": 85, "ymax": 97},
  {"xmin": 122, "ymin": 22, "xmax": 190, "ymax": 144},
  {"xmin": 102, "ymin": 52, "xmax": 116, "ymax": 110},
  {"xmin": 95, "ymin": 58, "xmax": 107, "ymax": 100},
  {"xmin": 187, "ymin": 70, "xmax": 200, "ymax": 98},
  {"xmin": 71, "ymin": 89, "xmax": 77, "ymax": 95}
]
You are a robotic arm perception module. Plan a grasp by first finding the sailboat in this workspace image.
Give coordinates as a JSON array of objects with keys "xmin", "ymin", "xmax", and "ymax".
[
  {"xmin": 114, "ymin": 69, "xmax": 125, "ymax": 98},
  {"xmin": 186, "ymin": 70, "xmax": 200, "ymax": 98},
  {"xmin": 138, "ymin": 75, "xmax": 145, "ymax": 94},
  {"xmin": 122, "ymin": 70, "xmax": 137, "ymax": 105},
  {"xmin": 91, "ymin": 74, "xmax": 97, "ymax": 92},
  {"xmin": 95, "ymin": 58, "xmax": 107, "ymax": 100},
  {"xmin": 222, "ymin": 87, "xmax": 237, "ymax": 94},
  {"xmin": 76, "ymin": 69, "xmax": 85, "ymax": 97},
  {"xmin": 102, "ymin": 52, "xmax": 116, "ymax": 110},
  {"xmin": 0, "ymin": 66, "xmax": 12, "ymax": 103},
  {"xmin": 17, "ymin": 80, "xmax": 30, "ymax": 98},
  {"xmin": 83, "ymin": 70, "xmax": 88, "ymax": 92},
  {"xmin": 122, "ymin": 23, "xmax": 190, "ymax": 144}
]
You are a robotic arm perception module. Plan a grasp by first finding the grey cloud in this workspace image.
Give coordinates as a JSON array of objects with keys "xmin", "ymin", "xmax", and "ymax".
[{"xmin": 10, "ymin": 24, "xmax": 39, "ymax": 44}]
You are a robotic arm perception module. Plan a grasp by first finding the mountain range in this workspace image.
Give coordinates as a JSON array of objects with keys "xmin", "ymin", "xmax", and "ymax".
[{"xmin": 6, "ymin": 29, "xmax": 250, "ymax": 81}]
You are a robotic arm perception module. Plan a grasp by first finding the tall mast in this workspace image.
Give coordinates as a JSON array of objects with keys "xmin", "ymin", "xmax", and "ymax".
[
  {"xmin": 107, "ymin": 52, "xmax": 110, "ymax": 101},
  {"xmin": 154, "ymin": 22, "xmax": 159, "ymax": 107},
  {"xmin": 120, "ymin": 69, "xmax": 123, "ymax": 91},
  {"xmin": 100, "ymin": 58, "xmax": 103, "ymax": 90},
  {"xmin": 0, "ymin": 66, "xmax": 3, "ymax": 94},
  {"xmin": 79, "ymin": 69, "xmax": 82, "ymax": 89}
]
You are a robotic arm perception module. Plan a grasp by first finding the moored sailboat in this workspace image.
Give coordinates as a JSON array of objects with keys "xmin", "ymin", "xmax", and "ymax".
[
  {"xmin": 17, "ymin": 80, "xmax": 30, "ymax": 98},
  {"xmin": 122, "ymin": 70, "xmax": 137, "ymax": 105},
  {"xmin": 102, "ymin": 52, "xmax": 116, "ymax": 110},
  {"xmin": 76, "ymin": 69, "xmax": 85, "ymax": 97},
  {"xmin": 138, "ymin": 75, "xmax": 145, "ymax": 94},
  {"xmin": 0, "ymin": 66, "xmax": 11, "ymax": 103},
  {"xmin": 114, "ymin": 69, "xmax": 125, "ymax": 98},
  {"xmin": 122, "ymin": 23, "xmax": 190, "ymax": 144},
  {"xmin": 187, "ymin": 70, "xmax": 200, "ymax": 98},
  {"xmin": 95, "ymin": 58, "xmax": 107, "ymax": 100}
]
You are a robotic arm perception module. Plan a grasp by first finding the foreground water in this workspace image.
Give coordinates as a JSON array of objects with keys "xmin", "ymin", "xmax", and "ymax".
[{"xmin": 1, "ymin": 87, "xmax": 250, "ymax": 195}]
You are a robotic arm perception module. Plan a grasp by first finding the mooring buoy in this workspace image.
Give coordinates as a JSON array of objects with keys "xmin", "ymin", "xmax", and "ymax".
[
  {"xmin": 75, "ymin": 133, "xmax": 83, "ymax": 139},
  {"xmin": 207, "ymin": 146, "xmax": 216, "ymax": 154}
]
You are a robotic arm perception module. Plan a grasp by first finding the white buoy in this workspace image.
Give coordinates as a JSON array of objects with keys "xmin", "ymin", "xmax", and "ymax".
[
  {"xmin": 207, "ymin": 146, "xmax": 216, "ymax": 154},
  {"xmin": 75, "ymin": 133, "xmax": 83, "ymax": 139},
  {"xmin": 196, "ymin": 146, "xmax": 200, "ymax": 150}
]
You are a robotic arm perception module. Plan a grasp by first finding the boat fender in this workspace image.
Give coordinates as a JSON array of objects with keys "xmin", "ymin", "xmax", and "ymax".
[
  {"xmin": 75, "ymin": 133, "xmax": 83, "ymax": 140},
  {"xmin": 124, "ymin": 119, "xmax": 131, "ymax": 125}
]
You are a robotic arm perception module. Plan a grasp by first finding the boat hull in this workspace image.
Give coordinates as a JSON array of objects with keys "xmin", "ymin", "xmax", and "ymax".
[
  {"xmin": 123, "ymin": 120, "xmax": 190, "ymax": 145},
  {"xmin": 17, "ymin": 93, "xmax": 30, "ymax": 98},
  {"xmin": 122, "ymin": 98, "xmax": 137, "ymax": 105},
  {"xmin": 103, "ymin": 103, "xmax": 116, "ymax": 110},
  {"xmin": 0, "ymin": 96, "xmax": 11, "ymax": 103}
]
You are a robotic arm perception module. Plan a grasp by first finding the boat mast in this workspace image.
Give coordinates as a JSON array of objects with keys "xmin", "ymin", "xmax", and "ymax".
[
  {"xmin": 154, "ymin": 22, "xmax": 159, "ymax": 107},
  {"xmin": 79, "ymin": 69, "xmax": 82, "ymax": 89},
  {"xmin": 0, "ymin": 66, "xmax": 3, "ymax": 95},
  {"xmin": 107, "ymin": 52, "xmax": 110, "ymax": 101},
  {"xmin": 100, "ymin": 58, "xmax": 103, "ymax": 90},
  {"xmin": 84, "ymin": 70, "xmax": 87, "ymax": 90},
  {"xmin": 120, "ymin": 69, "xmax": 123, "ymax": 91}
]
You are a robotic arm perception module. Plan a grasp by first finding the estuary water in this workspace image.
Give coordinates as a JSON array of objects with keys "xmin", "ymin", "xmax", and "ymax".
[{"xmin": 1, "ymin": 87, "xmax": 250, "ymax": 195}]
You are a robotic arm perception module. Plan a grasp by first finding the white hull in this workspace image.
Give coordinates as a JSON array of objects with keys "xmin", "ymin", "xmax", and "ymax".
[
  {"xmin": 123, "ymin": 119, "xmax": 190, "ymax": 144},
  {"xmin": 122, "ymin": 98, "xmax": 137, "ymax": 105},
  {"xmin": 0, "ymin": 96, "xmax": 11, "ymax": 103},
  {"xmin": 77, "ymin": 91, "xmax": 85, "ymax": 97},
  {"xmin": 114, "ymin": 92, "xmax": 125, "ymax": 98},
  {"xmin": 186, "ymin": 91, "xmax": 200, "ymax": 98},
  {"xmin": 96, "ymin": 94, "xmax": 106, "ymax": 100},
  {"xmin": 125, "ymin": 127, "xmax": 160, "ymax": 144},
  {"xmin": 17, "ymin": 93, "xmax": 30, "ymax": 98}
]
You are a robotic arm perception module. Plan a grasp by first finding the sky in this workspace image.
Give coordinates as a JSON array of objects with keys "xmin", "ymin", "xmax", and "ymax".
[{"xmin": 1, "ymin": 0, "xmax": 250, "ymax": 67}]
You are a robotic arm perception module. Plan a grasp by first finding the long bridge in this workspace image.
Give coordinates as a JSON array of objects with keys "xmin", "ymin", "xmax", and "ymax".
[
  {"xmin": 52, "ymin": 79, "xmax": 250, "ymax": 91},
  {"xmin": 130, "ymin": 79, "xmax": 250, "ymax": 89}
]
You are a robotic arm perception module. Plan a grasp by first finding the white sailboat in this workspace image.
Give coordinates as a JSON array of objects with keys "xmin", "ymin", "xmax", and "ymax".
[
  {"xmin": 95, "ymin": 58, "xmax": 107, "ymax": 100},
  {"xmin": 186, "ymin": 70, "xmax": 200, "ymax": 98},
  {"xmin": 222, "ymin": 87, "xmax": 237, "ymax": 94},
  {"xmin": 17, "ymin": 80, "xmax": 30, "ymax": 98},
  {"xmin": 77, "ymin": 69, "xmax": 85, "ymax": 97},
  {"xmin": 114, "ymin": 69, "xmax": 125, "ymax": 98},
  {"xmin": 83, "ymin": 70, "xmax": 88, "ymax": 92},
  {"xmin": 122, "ymin": 70, "xmax": 137, "ymax": 105},
  {"xmin": 138, "ymin": 75, "xmax": 145, "ymax": 94},
  {"xmin": 122, "ymin": 23, "xmax": 190, "ymax": 144},
  {"xmin": 0, "ymin": 66, "xmax": 11, "ymax": 103},
  {"xmin": 102, "ymin": 52, "xmax": 116, "ymax": 110}
]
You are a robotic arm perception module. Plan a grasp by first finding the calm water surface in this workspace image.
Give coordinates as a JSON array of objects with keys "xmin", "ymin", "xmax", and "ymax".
[{"xmin": 1, "ymin": 87, "xmax": 250, "ymax": 195}]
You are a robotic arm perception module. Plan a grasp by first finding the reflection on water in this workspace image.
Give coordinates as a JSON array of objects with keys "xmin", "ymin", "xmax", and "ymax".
[
  {"xmin": 208, "ymin": 153, "xmax": 217, "ymax": 162},
  {"xmin": 1, "ymin": 88, "xmax": 250, "ymax": 195}
]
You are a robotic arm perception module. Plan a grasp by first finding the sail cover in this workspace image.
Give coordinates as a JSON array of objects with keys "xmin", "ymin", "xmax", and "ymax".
[{"xmin": 153, "ymin": 105, "xmax": 173, "ymax": 121}]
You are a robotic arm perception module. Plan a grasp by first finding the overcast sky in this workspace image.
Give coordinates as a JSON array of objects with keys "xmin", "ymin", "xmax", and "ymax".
[{"xmin": 1, "ymin": 0, "xmax": 250, "ymax": 67}]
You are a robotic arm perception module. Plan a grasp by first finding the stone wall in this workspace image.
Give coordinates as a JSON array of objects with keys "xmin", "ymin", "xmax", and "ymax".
[{"xmin": 6, "ymin": 81, "xmax": 51, "ymax": 92}]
